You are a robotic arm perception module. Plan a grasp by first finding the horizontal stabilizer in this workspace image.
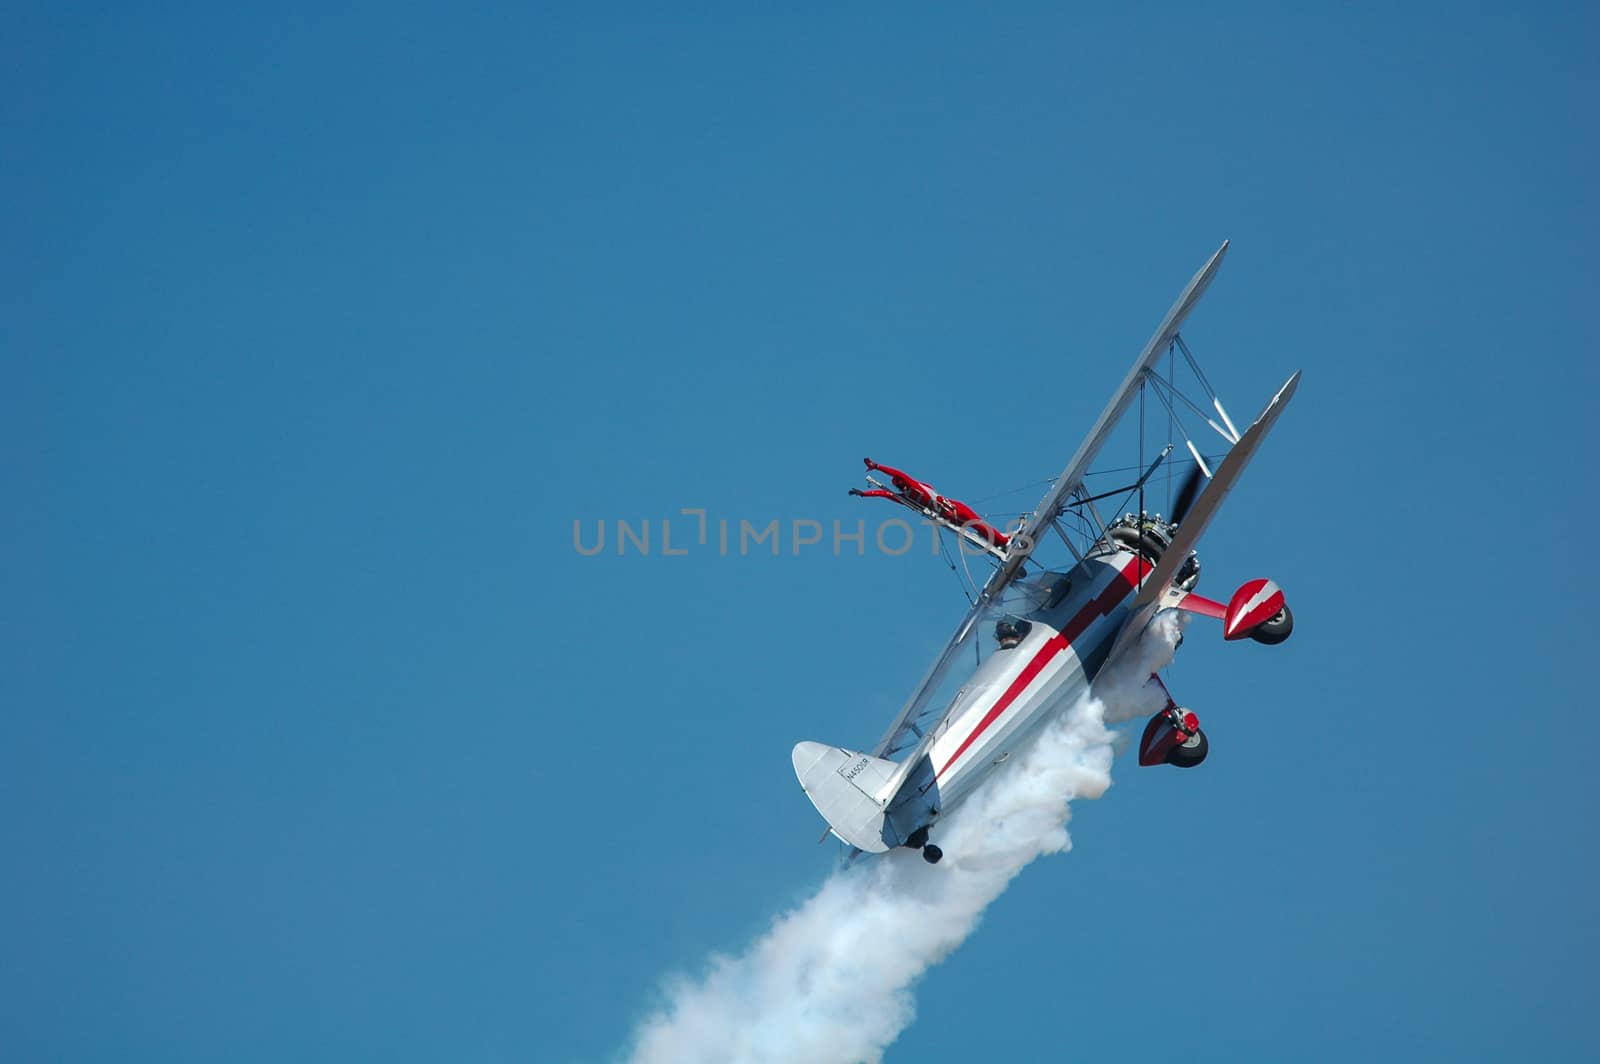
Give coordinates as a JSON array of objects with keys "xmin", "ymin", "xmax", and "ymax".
[{"xmin": 791, "ymin": 742, "xmax": 897, "ymax": 853}]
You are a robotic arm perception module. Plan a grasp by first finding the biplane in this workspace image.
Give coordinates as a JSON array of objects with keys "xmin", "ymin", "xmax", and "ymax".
[{"xmin": 793, "ymin": 242, "xmax": 1300, "ymax": 863}]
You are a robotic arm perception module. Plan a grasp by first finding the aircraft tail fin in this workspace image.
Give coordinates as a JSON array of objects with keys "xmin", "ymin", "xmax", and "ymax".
[{"xmin": 791, "ymin": 742, "xmax": 897, "ymax": 853}]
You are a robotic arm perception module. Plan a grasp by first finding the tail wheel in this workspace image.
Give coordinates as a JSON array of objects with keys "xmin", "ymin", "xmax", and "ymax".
[
  {"xmin": 1166, "ymin": 728, "xmax": 1209, "ymax": 768},
  {"xmin": 1249, "ymin": 604, "xmax": 1294, "ymax": 645}
]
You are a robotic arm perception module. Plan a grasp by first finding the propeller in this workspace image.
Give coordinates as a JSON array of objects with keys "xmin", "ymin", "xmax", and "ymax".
[{"xmin": 1169, "ymin": 464, "xmax": 1204, "ymax": 526}]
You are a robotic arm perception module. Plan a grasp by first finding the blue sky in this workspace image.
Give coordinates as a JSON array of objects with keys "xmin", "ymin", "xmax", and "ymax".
[{"xmin": 5, "ymin": 4, "xmax": 1597, "ymax": 1061}]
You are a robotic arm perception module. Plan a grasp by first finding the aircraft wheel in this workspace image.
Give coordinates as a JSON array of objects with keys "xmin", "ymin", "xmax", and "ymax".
[
  {"xmin": 1166, "ymin": 728, "xmax": 1209, "ymax": 768},
  {"xmin": 922, "ymin": 844, "xmax": 943, "ymax": 864},
  {"xmin": 1250, "ymin": 604, "xmax": 1294, "ymax": 645}
]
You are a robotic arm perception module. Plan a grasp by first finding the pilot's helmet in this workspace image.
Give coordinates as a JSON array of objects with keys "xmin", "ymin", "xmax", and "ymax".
[{"xmin": 995, "ymin": 618, "xmax": 1030, "ymax": 648}]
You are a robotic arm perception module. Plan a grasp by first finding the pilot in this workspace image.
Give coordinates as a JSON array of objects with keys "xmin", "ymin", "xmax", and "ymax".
[{"xmin": 995, "ymin": 618, "xmax": 1031, "ymax": 649}]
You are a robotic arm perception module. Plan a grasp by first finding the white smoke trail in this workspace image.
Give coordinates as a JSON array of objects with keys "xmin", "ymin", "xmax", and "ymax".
[
  {"xmin": 624, "ymin": 618, "xmax": 1186, "ymax": 1064},
  {"xmin": 1101, "ymin": 609, "xmax": 1188, "ymax": 725}
]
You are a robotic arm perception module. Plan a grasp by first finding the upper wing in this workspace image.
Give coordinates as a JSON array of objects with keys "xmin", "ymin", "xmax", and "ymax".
[
  {"xmin": 866, "ymin": 241, "xmax": 1233, "ymax": 782},
  {"xmin": 1130, "ymin": 370, "xmax": 1301, "ymax": 610},
  {"xmin": 993, "ymin": 240, "xmax": 1232, "ymax": 588}
]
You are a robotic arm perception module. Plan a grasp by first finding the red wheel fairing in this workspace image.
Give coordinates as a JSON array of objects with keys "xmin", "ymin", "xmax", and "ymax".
[
  {"xmin": 1224, "ymin": 579, "xmax": 1286, "ymax": 640},
  {"xmin": 1138, "ymin": 706, "xmax": 1204, "ymax": 767}
]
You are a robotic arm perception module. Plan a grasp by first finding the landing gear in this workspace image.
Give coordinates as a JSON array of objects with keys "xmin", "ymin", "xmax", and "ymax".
[
  {"xmin": 904, "ymin": 826, "xmax": 943, "ymax": 863},
  {"xmin": 1166, "ymin": 728, "xmax": 1209, "ymax": 768},
  {"xmin": 1138, "ymin": 705, "xmax": 1209, "ymax": 768},
  {"xmin": 1250, "ymin": 604, "xmax": 1294, "ymax": 645}
]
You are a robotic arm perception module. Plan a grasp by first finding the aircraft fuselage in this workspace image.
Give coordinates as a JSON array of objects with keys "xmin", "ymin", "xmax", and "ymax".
[{"xmin": 923, "ymin": 549, "xmax": 1150, "ymax": 814}]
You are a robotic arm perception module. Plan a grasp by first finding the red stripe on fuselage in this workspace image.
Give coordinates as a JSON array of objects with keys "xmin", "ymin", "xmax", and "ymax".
[{"xmin": 935, "ymin": 553, "xmax": 1148, "ymax": 779}]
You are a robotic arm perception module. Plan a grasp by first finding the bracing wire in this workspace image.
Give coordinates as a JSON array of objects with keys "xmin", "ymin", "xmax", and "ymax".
[{"xmin": 938, "ymin": 532, "xmax": 977, "ymax": 606}]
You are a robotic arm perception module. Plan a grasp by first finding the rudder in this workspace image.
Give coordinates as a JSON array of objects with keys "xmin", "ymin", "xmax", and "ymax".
[{"xmin": 791, "ymin": 742, "xmax": 897, "ymax": 852}]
